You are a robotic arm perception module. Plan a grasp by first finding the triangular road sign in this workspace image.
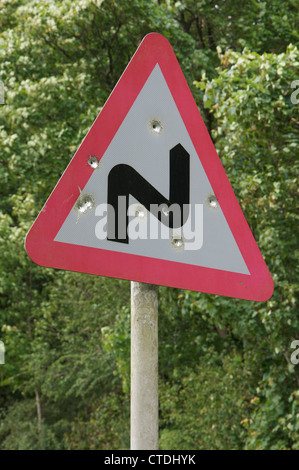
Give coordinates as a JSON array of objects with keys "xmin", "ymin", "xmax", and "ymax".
[{"xmin": 25, "ymin": 33, "xmax": 273, "ymax": 301}]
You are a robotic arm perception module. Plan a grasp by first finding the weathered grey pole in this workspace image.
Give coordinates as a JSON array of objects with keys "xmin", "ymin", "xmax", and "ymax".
[{"xmin": 130, "ymin": 281, "xmax": 159, "ymax": 450}]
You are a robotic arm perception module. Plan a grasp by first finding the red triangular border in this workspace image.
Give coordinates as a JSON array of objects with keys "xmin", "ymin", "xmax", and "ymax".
[{"xmin": 25, "ymin": 33, "xmax": 273, "ymax": 301}]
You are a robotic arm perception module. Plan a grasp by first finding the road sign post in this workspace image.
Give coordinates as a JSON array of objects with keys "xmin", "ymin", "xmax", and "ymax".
[
  {"xmin": 25, "ymin": 33, "xmax": 274, "ymax": 451},
  {"xmin": 130, "ymin": 281, "xmax": 158, "ymax": 450}
]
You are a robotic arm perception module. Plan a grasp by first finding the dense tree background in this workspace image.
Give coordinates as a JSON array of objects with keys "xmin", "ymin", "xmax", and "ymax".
[{"xmin": 0, "ymin": 0, "xmax": 298, "ymax": 449}]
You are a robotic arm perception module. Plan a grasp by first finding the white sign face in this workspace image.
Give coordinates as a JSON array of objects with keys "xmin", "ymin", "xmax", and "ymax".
[{"xmin": 55, "ymin": 65, "xmax": 249, "ymax": 275}]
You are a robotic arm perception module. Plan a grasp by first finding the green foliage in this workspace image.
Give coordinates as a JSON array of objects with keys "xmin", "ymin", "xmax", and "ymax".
[
  {"xmin": 166, "ymin": 0, "xmax": 299, "ymax": 54},
  {"xmin": 102, "ymin": 305, "xmax": 131, "ymax": 394},
  {"xmin": 0, "ymin": 0, "xmax": 298, "ymax": 450},
  {"xmin": 192, "ymin": 45, "xmax": 299, "ymax": 449}
]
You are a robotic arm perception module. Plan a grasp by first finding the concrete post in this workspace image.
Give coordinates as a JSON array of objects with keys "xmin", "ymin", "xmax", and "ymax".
[{"xmin": 130, "ymin": 281, "xmax": 159, "ymax": 450}]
